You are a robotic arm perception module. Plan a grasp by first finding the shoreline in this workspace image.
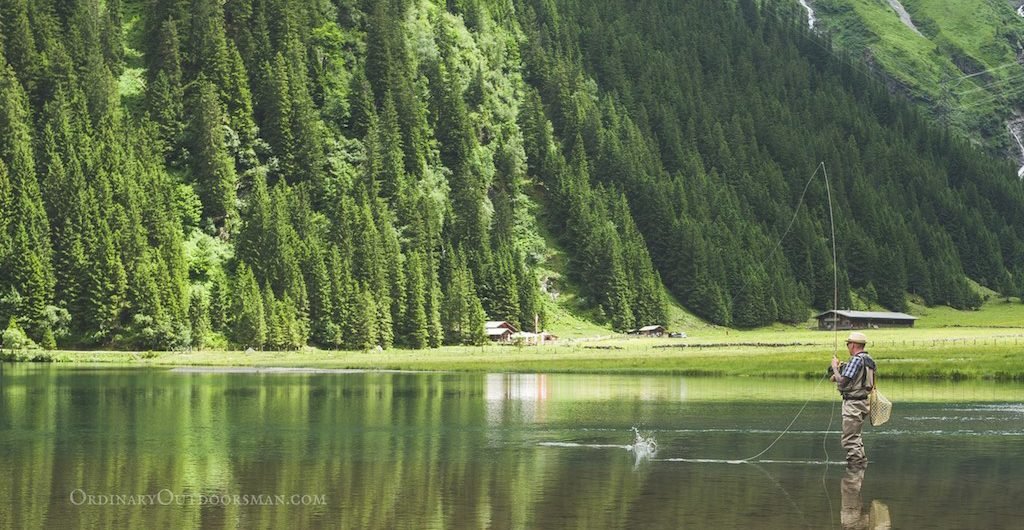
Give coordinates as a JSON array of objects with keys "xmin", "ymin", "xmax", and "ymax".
[{"xmin": 4, "ymin": 327, "xmax": 1024, "ymax": 381}]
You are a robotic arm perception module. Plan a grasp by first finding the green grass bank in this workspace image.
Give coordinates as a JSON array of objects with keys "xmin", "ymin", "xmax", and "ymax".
[
  {"xmin": 6, "ymin": 326, "xmax": 1022, "ymax": 381},
  {"xmin": 6, "ymin": 299, "xmax": 1023, "ymax": 381}
]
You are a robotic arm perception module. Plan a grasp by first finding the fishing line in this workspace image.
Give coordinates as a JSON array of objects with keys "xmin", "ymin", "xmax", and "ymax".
[
  {"xmin": 750, "ymin": 462, "xmax": 814, "ymax": 530},
  {"xmin": 822, "ymin": 162, "xmax": 841, "ymax": 530},
  {"xmin": 726, "ymin": 161, "xmax": 825, "ymax": 308},
  {"xmin": 954, "ymin": 70, "xmax": 1024, "ymax": 97},
  {"xmin": 822, "ymin": 394, "xmax": 838, "ymax": 530},
  {"xmin": 647, "ymin": 163, "xmax": 841, "ymax": 468},
  {"xmin": 727, "ymin": 161, "xmax": 840, "ymax": 464},
  {"xmin": 735, "ymin": 374, "xmax": 830, "ymax": 463},
  {"xmin": 823, "ymin": 162, "xmax": 839, "ymax": 362},
  {"xmin": 945, "ymin": 62, "xmax": 1022, "ymax": 90}
]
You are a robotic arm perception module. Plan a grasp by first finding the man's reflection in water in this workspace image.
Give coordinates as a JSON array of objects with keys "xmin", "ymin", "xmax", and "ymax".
[{"xmin": 841, "ymin": 467, "xmax": 892, "ymax": 530}]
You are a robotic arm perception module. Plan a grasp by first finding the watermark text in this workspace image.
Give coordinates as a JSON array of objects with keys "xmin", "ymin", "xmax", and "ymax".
[{"xmin": 69, "ymin": 489, "xmax": 327, "ymax": 507}]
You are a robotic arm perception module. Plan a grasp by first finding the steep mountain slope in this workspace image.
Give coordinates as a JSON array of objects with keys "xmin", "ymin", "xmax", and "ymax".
[
  {"xmin": 519, "ymin": 0, "xmax": 1023, "ymax": 324},
  {"xmin": 0, "ymin": 0, "xmax": 1021, "ymax": 352},
  {"xmin": 800, "ymin": 0, "xmax": 1024, "ymax": 166}
]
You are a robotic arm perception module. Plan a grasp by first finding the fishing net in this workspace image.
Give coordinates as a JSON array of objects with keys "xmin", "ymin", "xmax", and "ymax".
[
  {"xmin": 870, "ymin": 500, "xmax": 892, "ymax": 529},
  {"xmin": 869, "ymin": 390, "xmax": 892, "ymax": 426}
]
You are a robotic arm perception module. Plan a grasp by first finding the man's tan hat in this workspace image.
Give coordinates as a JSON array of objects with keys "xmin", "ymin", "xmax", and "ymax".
[{"xmin": 846, "ymin": 331, "xmax": 868, "ymax": 344}]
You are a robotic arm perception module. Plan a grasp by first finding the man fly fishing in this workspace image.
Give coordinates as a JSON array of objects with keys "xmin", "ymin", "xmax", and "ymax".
[{"xmin": 830, "ymin": 331, "xmax": 876, "ymax": 469}]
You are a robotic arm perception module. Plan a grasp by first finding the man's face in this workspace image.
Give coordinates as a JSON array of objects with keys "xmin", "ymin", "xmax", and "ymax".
[{"xmin": 846, "ymin": 341, "xmax": 857, "ymax": 355}]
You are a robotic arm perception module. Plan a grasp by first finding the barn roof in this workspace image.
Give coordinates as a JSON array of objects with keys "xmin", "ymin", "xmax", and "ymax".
[
  {"xmin": 486, "ymin": 327, "xmax": 513, "ymax": 336},
  {"xmin": 485, "ymin": 321, "xmax": 518, "ymax": 331},
  {"xmin": 814, "ymin": 310, "xmax": 918, "ymax": 320}
]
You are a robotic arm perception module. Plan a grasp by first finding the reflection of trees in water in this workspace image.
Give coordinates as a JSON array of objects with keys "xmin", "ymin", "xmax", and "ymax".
[
  {"xmin": 841, "ymin": 467, "xmax": 891, "ymax": 530},
  {"xmin": 5, "ymin": 369, "xmax": 1023, "ymax": 528}
]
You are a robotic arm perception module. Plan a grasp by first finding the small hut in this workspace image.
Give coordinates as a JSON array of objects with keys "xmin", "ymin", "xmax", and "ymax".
[
  {"xmin": 633, "ymin": 325, "xmax": 666, "ymax": 337},
  {"xmin": 485, "ymin": 321, "xmax": 518, "ymax": 342}
]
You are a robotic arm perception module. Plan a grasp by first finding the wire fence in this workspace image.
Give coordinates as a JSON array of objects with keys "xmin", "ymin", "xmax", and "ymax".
[{"xmin": 874, "ymin": 335, "xmax": 1024, "ymax": 348}]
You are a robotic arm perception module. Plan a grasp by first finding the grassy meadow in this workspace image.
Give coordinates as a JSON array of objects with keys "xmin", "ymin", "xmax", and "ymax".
[{"xmin": 5, "ymin": 294, "xmax": 1022, "ymax": 381}]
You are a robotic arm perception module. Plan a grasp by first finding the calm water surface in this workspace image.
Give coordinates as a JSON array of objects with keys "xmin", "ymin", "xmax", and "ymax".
[{"xmin": 1, "ymin": 364, "xmax": 1022, "ymax": 528}]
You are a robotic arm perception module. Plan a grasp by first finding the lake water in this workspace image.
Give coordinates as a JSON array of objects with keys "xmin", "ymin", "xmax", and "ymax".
[{"xmin": 1, "ymin": 365, "xmax": 1022, "ymax": 528}]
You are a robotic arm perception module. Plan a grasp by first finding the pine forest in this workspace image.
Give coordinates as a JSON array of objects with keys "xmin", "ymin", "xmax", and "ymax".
[{"xmin": 1, "ymin": 0, "xmax": 1022, "ymax": 351}]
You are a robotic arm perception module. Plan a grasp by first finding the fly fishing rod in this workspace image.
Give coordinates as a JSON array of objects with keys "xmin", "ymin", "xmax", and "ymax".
[{"xmin": 734, "ymin": 161, "xmax": 841, "ymax": 464}]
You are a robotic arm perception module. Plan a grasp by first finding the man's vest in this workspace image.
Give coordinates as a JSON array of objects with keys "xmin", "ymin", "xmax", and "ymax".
[{"xmin": 838, "ymin": 352, "xmax": 876, "ymax": 400}]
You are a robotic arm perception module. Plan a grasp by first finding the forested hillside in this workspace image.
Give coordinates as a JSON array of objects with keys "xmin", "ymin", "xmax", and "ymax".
[{"xmin": 0, "ymin": 0, "xmax": 1021, "ymax": 351}]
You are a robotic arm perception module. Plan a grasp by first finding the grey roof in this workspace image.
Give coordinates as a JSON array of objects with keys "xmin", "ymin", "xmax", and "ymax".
[
  {"xmin": 638, "ymin": 325, "xmax": 666, "ymax": 331},
  {"xmin": 486, "ymin": 328, "xmax": 513, "ymax": 336},
  {"xmin": 814, "ymin": 310, "xmax": 918, "ymax": 320}
]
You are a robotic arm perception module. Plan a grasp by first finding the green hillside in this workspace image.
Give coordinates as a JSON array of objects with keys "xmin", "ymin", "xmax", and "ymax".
[
  {"xmin": 0, "ymin": 0, "xmax": 1022, "ymax": 352},
  {"xmin": 807, "ymin": 0, "xmax": 1024, "ymax": 158}
]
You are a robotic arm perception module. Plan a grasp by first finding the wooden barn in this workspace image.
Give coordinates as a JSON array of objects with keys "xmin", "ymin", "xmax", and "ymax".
[
  {"xmin": 814, "ymin": 310, "xmax": 918, "ymax": 330},
  {"xmin": 485, "ymin": 321, "xmax": 518, "ymax": 342},
  {"xmin": 630, "ymin": 325, "xmax": 667, "ymax": 337}
]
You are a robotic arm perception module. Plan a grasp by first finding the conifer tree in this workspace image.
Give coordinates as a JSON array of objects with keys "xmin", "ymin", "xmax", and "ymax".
[
  {"xmin": 258, "ymin": 54, "xmax": 296, "ymax": 180},
  {"xmin": 425, "ymin": 254, "xmax": 444, "ymax": 348},
  {"xmin": 187, "ymin": 76, "xmax": 238, "ymax": 232},
  {"xmin": 379, "ymin": 206, "xmax": 404, "ymax": 348},
  {"xmin": 329, "ymin": 245, "xmax": 356, "ymax": 348},
  {"xmin": 208, "ymin": 270, "xmax": 231, "ymax": 333},
  {"xmin": 346, "ymin": 283, "xmax": 378, "ymax": 350},
  {"xmin": 484, "ymin": 244, "xmax": 520, "ymax": 328},
  {"xmin": 128, "ymin": 250, "xmax": 166, "ymax": 331},
  {"xmin": 230, "ymin": 262, "xmax": 265, "ymax": 349},
  {"xmin": 236, "ymin": 171, "xmax": 273, "ymax": 281},
  {"xmin": 147, "ymin": 18, "xmax": 187, "ymax": 162},
  {"xmin": 441, "ymin": 247, "xmax": 486, "ymax": 345},
  {"xmin": 102, "ymin": 0, "xmax": 126, "ymax": 75},
  {"xmin": 7, "ymin": 224, "xmax": 52, "ymax": 342},
  {"xmin": 186, "ymin": 0, "xmax": 230, "ymax": 86},
  {"xmin": 262, "ymin": 281, "xmax": 279, "ymax": 348},
  {"xmin": 346, "ymin": 67, "xmax": 375, "ymax": 139},
  {"xmin": 285, "ymin": 49, "xmax": 328, "ymax": 188},
  {"xmin": 515, "ymin": 256, "xmax": 545, "ymax": 333},
  {"xmin": 223, "ymin": 41, "xmax": 258, "ymax": 153},
  {"xmin": 38, "ymin": 100, "xmax": 89, "ymax": 322},
  {"xmin": 0, "ymin": 0, "xmax": 37, "ymax": 94},
  {"xmin": 402, "ymin": 251, "xmax": 429, "ymax": 349},
  {"xmin": 308, "ymin": 246, "xmax": 340, "ymax": 347},
  {"xmin": 0, "ymin": 60, "xmax": 52, "ymax": 273},
  {"xmin": 82, "ymin": 215, "xmax": 128, "ymax": 341},
  {"xmin": 143, "ymin": 1, "xmax": 189, "ymax": 69},
  {"xmin": 376, "ymin": 93, "xmax": 408, "ymax": 201},
  {"xmin": 189, "ymin": 288, "xmax": 211, "ymax": 348}
]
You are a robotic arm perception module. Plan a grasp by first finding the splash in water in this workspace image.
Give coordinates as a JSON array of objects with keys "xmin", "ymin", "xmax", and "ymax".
[
  {"xmin": 628, "ymin": 426, "xmax": 658, "ymax": 458},
  {"xmin": 538, "ymin": 427, "xmax": 658, "ymax": 463}
]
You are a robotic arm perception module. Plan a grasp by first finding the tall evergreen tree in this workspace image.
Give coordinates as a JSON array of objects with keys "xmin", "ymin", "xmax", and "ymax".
[
  {"xmin": 402, "ymin": 251, "xmax": 429, "ymax": 349},
  {"xmin": 102, "ymin": 0, "xmax": 126, "ymax": 75},
  {"xmin": 189, "ymin": 288, "xmax": 211, "ymax": 348},
  {"xmin": 147, "ymin": 18, "xmax": 186, "ymax": 162},
  {"xmin": 230, "ymin": 262, "xmax": 265, "ymax": 349},
  {"xmin": 441, "ymin": 247, "xmax": 486, "ymax": 345},
  {"xmin": 187, "ymin": 76, "xmax": 239, "ymax": 233}
]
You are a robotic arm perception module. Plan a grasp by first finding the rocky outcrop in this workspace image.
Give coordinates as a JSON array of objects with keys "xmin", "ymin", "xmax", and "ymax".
[{"xmin": 886, "ymin": 0, "xmax": 923, "ymax": 37}]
